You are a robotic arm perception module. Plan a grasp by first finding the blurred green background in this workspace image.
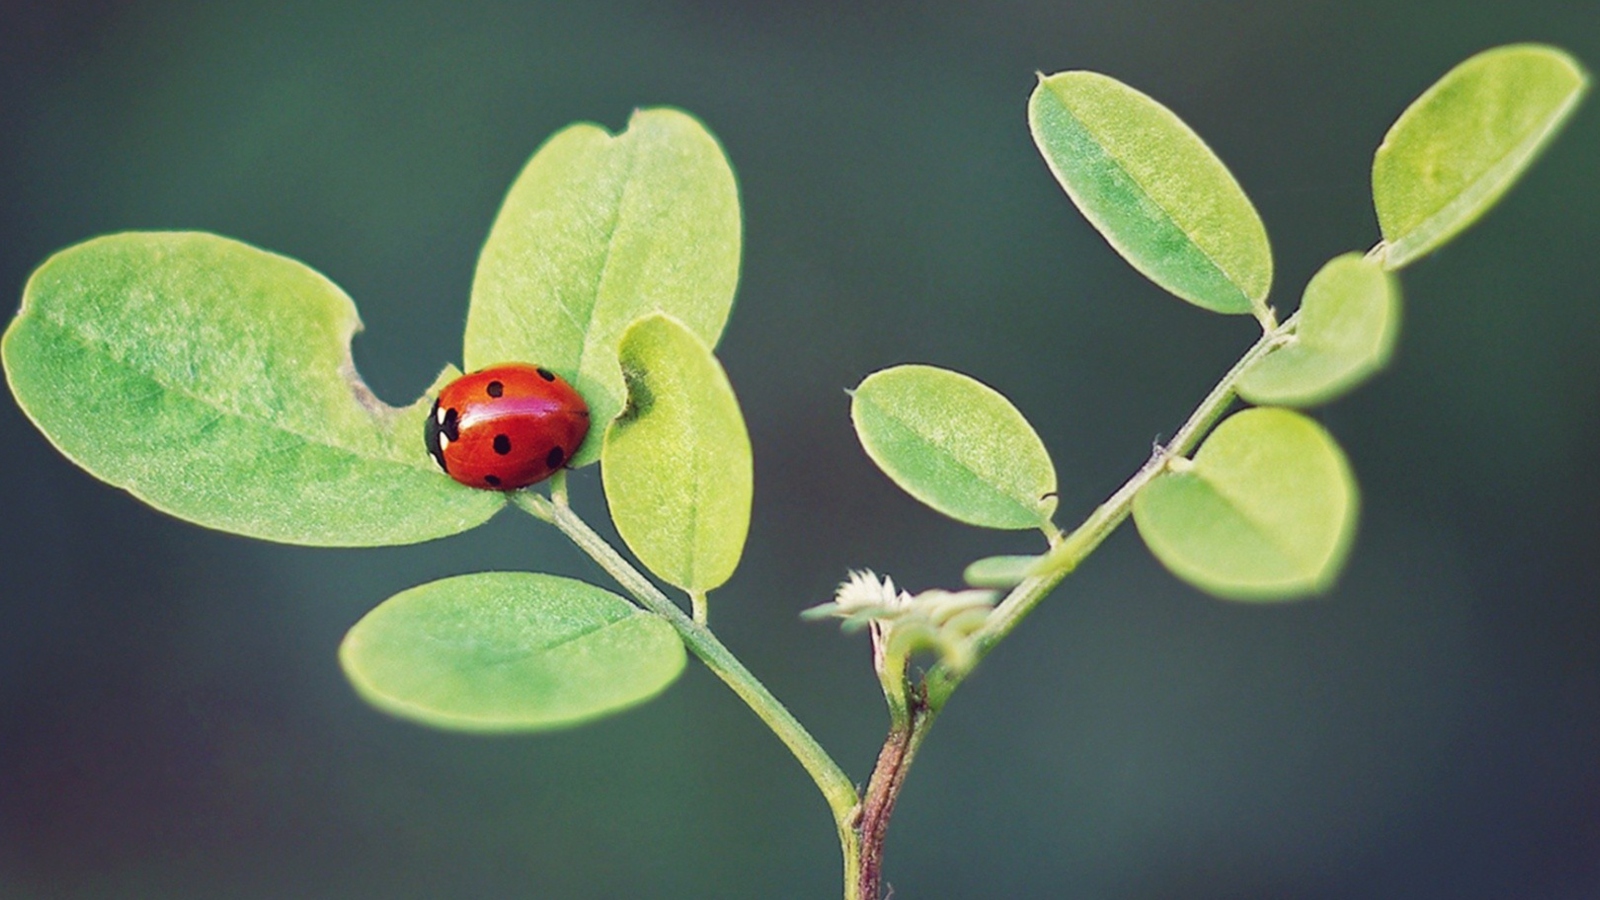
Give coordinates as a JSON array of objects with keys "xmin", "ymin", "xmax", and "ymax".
[{"xmin": 2, "ymin": 2, "xmax": 1597, "ymax": 898}]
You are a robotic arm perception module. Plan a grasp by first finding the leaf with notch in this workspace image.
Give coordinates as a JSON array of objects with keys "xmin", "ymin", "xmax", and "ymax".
[
  {"xmin": 602, "ymin": 314, "xmax": 752, "ymax": 594},
  {"xmin": 466, "ymin": 108, "xmax": 741, "ymax": 466},
  {"xmin": 2, "ymin": 232, "xmax": 502, "ymax": 546}
]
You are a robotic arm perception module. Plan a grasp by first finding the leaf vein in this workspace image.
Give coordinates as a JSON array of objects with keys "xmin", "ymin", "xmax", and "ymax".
[{"xmin": 30, "ymin": 311, "xmax": 426, "ymax": 470}]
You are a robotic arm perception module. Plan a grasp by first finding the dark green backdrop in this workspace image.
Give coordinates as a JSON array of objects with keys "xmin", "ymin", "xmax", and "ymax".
[{"xmin": 3, "ymin": 2, "xmax": 1597, "ymax": 897}]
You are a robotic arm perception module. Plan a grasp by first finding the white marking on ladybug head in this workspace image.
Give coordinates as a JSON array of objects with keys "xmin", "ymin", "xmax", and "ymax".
[{"xmin": 436, "ymin": 406, "xmax": 447, "ymax": 424}]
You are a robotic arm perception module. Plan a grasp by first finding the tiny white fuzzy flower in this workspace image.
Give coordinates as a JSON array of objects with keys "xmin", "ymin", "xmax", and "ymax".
[
  {"xmin": 807, "ymin": 570, "xmax": 1000, "ymax": 676},
  {"xmin": 835, "ymin": 569, "xmax": 909, "ymax": 610}
]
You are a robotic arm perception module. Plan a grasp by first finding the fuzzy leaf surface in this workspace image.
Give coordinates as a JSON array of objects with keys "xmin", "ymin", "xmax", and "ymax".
[
  {"xmin": 852, "ymin": 364, "xmax": 1057, "ymax": 530},
  {"xmin": 466, "ymin": 108, "xmax": 741, "ymax": 466},
  {"xmin": 341, "ymin": 572, "xmax": 686, "ymax": 732},
  {"xmin": 1030, "ymin": 71, "xmax": 1273, "ymax": 316},
  {"xmin": 2, "ymin": 232, "xmax": 502, "ymax": 546}
]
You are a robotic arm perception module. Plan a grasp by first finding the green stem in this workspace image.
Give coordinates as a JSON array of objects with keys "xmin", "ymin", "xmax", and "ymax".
[
  {"xmin": 517, "ymin": 492, "xmax": 863, "ymax": 895},
  {"xmin": 524, "ymin": 311, "xmax": 1294, "ymax": 896},
  {"xmin": 874, "ymin": 630, "xmax": 912, "ymax": 731},
  {"xmin": 926, "ymin": 313, "xmax": 1296, "ymax": 708}
]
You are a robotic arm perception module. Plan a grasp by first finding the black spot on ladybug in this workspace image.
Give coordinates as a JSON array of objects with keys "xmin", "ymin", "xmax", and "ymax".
[
  {"xmin": 427, "ymin": 363, "xmax": 591, "ymax": 492},
  {"xmin": 424, "ymin": 399, "xmax": 448, "ymax": 473}
]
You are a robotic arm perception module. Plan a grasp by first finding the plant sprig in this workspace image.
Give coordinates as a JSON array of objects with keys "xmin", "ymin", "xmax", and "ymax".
[{"xmin": 2, "ymin": 43, "xmax": 1586, "ymax": 900}]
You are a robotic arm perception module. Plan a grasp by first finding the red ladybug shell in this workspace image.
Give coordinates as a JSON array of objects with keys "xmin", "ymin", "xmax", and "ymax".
[{"xmin": 424, "ymin": 363, "xmax": 590, "ymax": 490}]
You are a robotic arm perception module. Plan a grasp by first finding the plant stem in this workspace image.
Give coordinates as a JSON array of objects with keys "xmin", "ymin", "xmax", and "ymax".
[
  {"xmin": 516, "ymin": 492, "xmax": 864, "ymax": 894},
  {"xmin": 856, "ymin": 690, "xmax": 937, "ymax": 900},
  {"xmin": 525, "ymin": 312, "xmax": 1294, "ymax": 898},
  {"xmin": 926, "ymin": 313, "xmax": 1295, "ymax": 708}
]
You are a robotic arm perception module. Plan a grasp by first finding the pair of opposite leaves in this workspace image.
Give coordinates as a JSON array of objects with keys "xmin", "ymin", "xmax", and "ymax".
[
  {"xmin": 3, "ymin": 45, "xmax": 1588, "ymax": 729},
  {"xmin": 3, "ymin": 108, "xmax": 750, "ymax": 565},
  {"xmin": 4, "ymin": 109, "xmax": 753, "ymax": 730},
  {"xmin": 856, "ymin": 44, "xmax": 1586, "ymax": 601}
]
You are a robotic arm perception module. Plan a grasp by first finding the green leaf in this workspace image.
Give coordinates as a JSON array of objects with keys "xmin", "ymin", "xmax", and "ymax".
[
  {"xmin": 1133, "ymin": 407, "xmax": 1358, "ymax": 600},
  {"xmin": 466, "ymin": 108, "xmax": 742, "ymax": 466},
  {"xmin": 340, "ymin": 572, "xmax": 686, "ymax": 732},
  {"xmin": 963, "ymin": 555, "xmax": 1041, "ymax": 589},
  {"xmin": 1030, "ymin": 71, "xmax": 1273, "ymax": 317},
  {"xmin": 851, "ymin": 364, "xmax": 1057, "ymax": 531},
  {"xmin": 601, "ymin": 314, "xmax": 752, "ymax": 594},
  {"xmin": 1238, "ymin": 253, "xmax": 1401, "ymax": 406},
  {"xmin": 2, "ymin": 233, "xmax": 503, "ymax": 546},
  {"xmin": 1374, "ymin": 44, "xmax": 1589, "ymax": 270}
]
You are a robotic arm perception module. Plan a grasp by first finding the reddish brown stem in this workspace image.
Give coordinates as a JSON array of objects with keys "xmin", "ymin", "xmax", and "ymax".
[{"xmin": 855, "ymin": 692, "xmax": 934, "ymax": 899}]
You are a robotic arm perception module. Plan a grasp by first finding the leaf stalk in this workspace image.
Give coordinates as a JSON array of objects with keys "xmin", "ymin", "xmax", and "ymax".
[
  {"xmin": 517, "ymin": 492, "xmax": 864, "ymax": 892},
  {"xmin": 927, "ymin": 311, "xmax": 1297, "ymax": 708}
]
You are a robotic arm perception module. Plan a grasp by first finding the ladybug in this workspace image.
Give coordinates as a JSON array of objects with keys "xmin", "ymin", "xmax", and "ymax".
[{"xmin": 424, "ymin": 363, "xmax": 590, "ymax": 490}]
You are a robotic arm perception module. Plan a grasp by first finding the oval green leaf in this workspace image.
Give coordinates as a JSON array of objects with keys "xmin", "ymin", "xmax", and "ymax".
[
  {"xmin": 2, "ymin": 233, "xmax": 503, "ymax": 546},
  {"xmin": 1374, "ymin": 44, "xmax": 1589, "ymax": 270},
  {"xmin": 340, "ymin": 572, "xmax": 686, "ymax": 732},
  {"xmin": 1238, "ymin": 253, "xmax": 1401, "ymax": 407},
  {"xmin": 851, "ymin": 364, "xmax": 1057, "ymax": 531},
  {"xmin": 466, "ymin": 108, "xmax": 742, "ymax": 466},
  {"xmin": 601, "ymin": 314, "xmax": 752, "ymax": 594},
  {"xmin": 1030, "ymin": 71, "xmax": 1273, "ymax": 317},
  {"xmin": 963, "ymin": 554, "xmax": 1042, "ymax": 589},
  {"xmin": 1133, "ymin": 407, "xmax": 1358, "ymax": 600}
]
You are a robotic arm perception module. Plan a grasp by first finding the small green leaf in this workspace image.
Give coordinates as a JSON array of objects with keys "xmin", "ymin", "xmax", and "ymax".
[
  {"xmin": 340, "ymin": 572, "xmax": 686, "ymax": 732},
  {"xmin": 466, "ymin": 108, "xmax": 742, "ymax": 466},
  {"xmin": 851, "ymin": 365, "xmax": 1057, "ymax": 531},
  {"xmin": 601, "ymin": 314, "xmax": 752, "ymax": 594},
  {"xmin": 1374, "ymin": 44, "xmax": 1589, "ymax": 270},
  {"xmin": 963, "ymin": 555, "xmax": 1041, "ymax": 589},
  {"xmin": 1238, "ymin": 253, "xmax": 1401, "ymax": 406},
  {"xmin": 2, "ymin": 233, "xmax": 503, "ymax": 546},
  {"xmin": 1133, "ymin": 407, "xmax": 1358, "ymax": 600},
  {"xmin": 1030, "ymin": 71, "xmax": 1273, "ymax": 317}
]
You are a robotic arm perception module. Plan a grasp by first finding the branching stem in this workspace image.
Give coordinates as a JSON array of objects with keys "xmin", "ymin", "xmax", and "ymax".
[
  {"xmin": 927, "ymin": 312, "xmax": 1296, "ymax": 708},
  {"xmin": 516, "ymin": 492, "xmax": 864, "ymax": 895},
  {"xmin": 524, "ymin": 311, "xmax": 1296, "ymax": 900}
]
